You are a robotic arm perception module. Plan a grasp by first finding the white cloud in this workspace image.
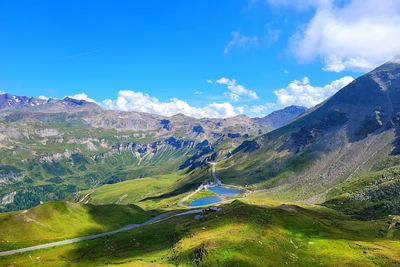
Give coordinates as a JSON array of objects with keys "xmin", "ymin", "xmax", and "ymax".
[
  {"xmin": 249, "ymin": 102, "xmax": 277, "ymax": 116},
  {"xmin": 216, "ymin": 77, "xmax": 259, "ymax": 101},
  {"xmin": 265, "ymin": 23, "xmax": 281, "ymax": 44},
  {"xmin": 224, "ymin": 32, "xmax": 259, "ymax": 54},
  {"xmin": 38, "ymin": 74, "xmax": 354, "ymax": 119},
  {"xmin": 274, "ymin": 76, "xmax": 354, "ymax": 107},
  {"xmin": 68, "ymin": 93, "xmax": 96, "ymax": 103},
  {"xmin": 194, "ymin": 90, "xmax": 203, "ymax": 95},
  {"xmin": 206, "ymin": 79, "xmax": 213, "ymax": 84},
  {"xmin": 288, "ymin": 0, "xmax": 400, "ymax": 72},
  {"xmin": 102, "ymin": 90, "xmax": 242, "ymax": 118},
  {"xmin": 224, "ymin": 92, "xmax": 240, "ymax": 101},
  {"xmin": 266, "ymin": 0, "xmax": 324, "ymax": 9}
]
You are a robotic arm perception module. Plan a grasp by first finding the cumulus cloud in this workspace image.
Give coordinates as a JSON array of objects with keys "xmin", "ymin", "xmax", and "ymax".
[
  {"xmin": 247, "ymin": 75, "xmax": 354, "ymax": 117},
  {"xmin": 266, "ymin": 0, "xmax": 327, "ymax": 10},
  {"xmin": 224, "ymin": 32, "xmax": 259, "ymax": 54},
  {"xmin": 249, "ymin": 102, "xmax": 277, "ymax": 116},
  {"xmin": 68, "ymin": 93, "xmax": 97, "ymax": 103},
  {"xmin": 51, "ymin": 74, "xmax": 354, "ymax": 118},
  {"xmin": 274, "ymin": 76, "xmax": 354, "ymax": 107},
  {"xmin": 224, "ymin": 92, "xmax": 240, "ymax": 101},
  {"xmin": 288, "ymin": 0, "xmax": 400, "ymax": 72},
  {"xmin": 216, "ymin": 77, "xmax": 259, "ymax": 101},
  {"xmin": 102, "ymin": 90, "xmax": 242, "ymax": 118}
]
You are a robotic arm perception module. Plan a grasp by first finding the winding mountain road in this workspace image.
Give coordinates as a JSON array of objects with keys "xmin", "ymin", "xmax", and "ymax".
[
  {"xmin": 0, "ymin": 209, "xmax": 203, "ymax": 257},
  {"xmin": 177, "ymin": 161, "xmax": 222, "ymax": 206},
  {"xmin": 209, "ymin": 162, "xmax": 222, "ymax": 185}
]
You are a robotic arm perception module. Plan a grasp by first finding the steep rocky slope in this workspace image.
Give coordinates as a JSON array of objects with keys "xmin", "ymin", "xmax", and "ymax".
[{"xmin": 219, "ymin": 58, "xmax": 400, "ymax": 209}]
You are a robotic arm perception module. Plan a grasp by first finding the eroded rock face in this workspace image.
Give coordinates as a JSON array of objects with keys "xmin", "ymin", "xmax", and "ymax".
[
  {"xmin": 35, "ymin": 128, "xmax": 60, "ymax": 138},
  {"xmin": 0, "ymin": 166, "xmax": 23, "ymax": 184},
  {"xmin": 40, "ymin": 150, "xmax": 73, "ymax": 163},
  {"xmin": 227, "ymin": 140, "xmax": 261, "ymax": 157},
  {"xmin": 355, "ymin": 111, "xmax": 385, "ymax": 138},
  {"xmin": 1, "ymin": 191, "xmax": 16, "ymax": 205},
  {"xmin": 93, "ymin": 137, "xmax": 197, "ymax": 161}
]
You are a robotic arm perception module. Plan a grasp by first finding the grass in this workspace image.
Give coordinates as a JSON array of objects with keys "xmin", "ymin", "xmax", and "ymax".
[
  {"xmin": 1, "ymin": 198, "xmax": 399, "ymax": 266},
  {"xmin": 324, "ymin": 164, "xmax": 400, "ymax": 219},
  {"xmin": 83, "ymin": 173, "xmax": 198, "ymax": 210},
  {"xmin": 85, "ymin": 175, "xmax": 180, "ymax": 204},
  {"xmin": 0, "ymin": 201, "xmax": 150, "ymax": 251},
  {"xmin": 216, "ymin": 144, "xmax": 314, "ymax": 197},
  {"xmin": 181, "ymin": 188, "xmax": 218, "ymax": 206}
]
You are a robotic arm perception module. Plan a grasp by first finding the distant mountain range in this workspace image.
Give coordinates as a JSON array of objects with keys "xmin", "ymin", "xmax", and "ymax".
[
  {"xmin": 0, "ymin": 93, "xmax": 46, "ymax": 110},
  {"xmin": 0, "ymin": 92, "xmax": 307, "ymax": 131},
  {"xmin": 0, "ymin": 91, "xmax": 307, "ymax": 212}
]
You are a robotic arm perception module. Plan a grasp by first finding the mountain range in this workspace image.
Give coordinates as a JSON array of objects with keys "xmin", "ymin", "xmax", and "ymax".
[
  {"xmin": 1, "ymin": 58, "xmax": 400, "ymax": 220},
  {"xmin": 0, "ymin": 91, "xmax": 305, "ymax": 212}
]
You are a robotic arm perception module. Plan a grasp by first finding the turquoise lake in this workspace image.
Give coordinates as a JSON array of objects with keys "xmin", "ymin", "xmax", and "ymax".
[{"xmin": 188, "ymin": 186, "xmax": 243, "ymax": 207}]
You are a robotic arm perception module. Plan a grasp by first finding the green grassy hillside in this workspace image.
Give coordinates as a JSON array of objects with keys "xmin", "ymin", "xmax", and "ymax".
[
  {"xmin": 324, "ymin": 162, "xmax": 400, "ymax": 219},
  {"xmin": 82, "ymin": 173, "xmax": 200, "ymax": 210},
  {"xmin": 1, "ymin": 199, "xmax": 399, "ymax": 266},
  {"xmin": 0, "ymin": 201, "xmax": 150, "ymax": 251}
]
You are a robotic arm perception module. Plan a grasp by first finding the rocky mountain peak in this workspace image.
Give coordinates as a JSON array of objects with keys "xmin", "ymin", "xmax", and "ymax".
[
  {"xmin": 0, "ymin": 93, "xmax": 46, "ymax": 110},
  {"xmin": 252, "ymin": 105, "xmax": 307, "ymax": 129}
]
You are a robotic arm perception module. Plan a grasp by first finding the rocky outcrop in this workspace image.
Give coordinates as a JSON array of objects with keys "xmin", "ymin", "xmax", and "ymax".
[
  {"xmin": 93, "ymin": 137, "xmax": 197, "ymax": 162},
  {"xmin": 40, "ymin": 150, "xmax": 73, "ymax": 162},
  {"xmin": 1, "ymin": 191, "xmax": 16, "ymax": 205},
  {"xmin": 0, "ymin": 166, "xmax": 23, "ymax": 184}
]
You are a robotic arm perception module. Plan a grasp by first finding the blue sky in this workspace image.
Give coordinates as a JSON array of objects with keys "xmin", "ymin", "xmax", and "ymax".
[{"xmin": 1, "ymin": 0, "xmax": 399, "ymax": 117}]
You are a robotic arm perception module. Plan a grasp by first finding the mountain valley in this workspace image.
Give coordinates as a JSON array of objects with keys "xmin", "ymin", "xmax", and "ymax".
[{"xmin": 1, "ymin": 59, "xmax": 400, "ymax": 266}]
